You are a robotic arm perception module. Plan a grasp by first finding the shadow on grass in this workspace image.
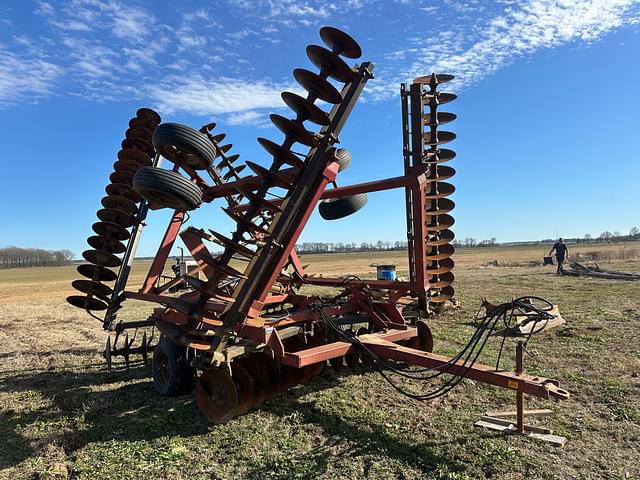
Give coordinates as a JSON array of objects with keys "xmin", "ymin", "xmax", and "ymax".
[{"xmin": 0, "ymin": 364, "xmax": 208, "ymax": 469}]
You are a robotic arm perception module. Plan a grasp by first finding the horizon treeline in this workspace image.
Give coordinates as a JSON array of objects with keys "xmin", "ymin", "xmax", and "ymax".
[{"xmin": 0, "ymin": 246, "xmax": 75, "ymax": 269}]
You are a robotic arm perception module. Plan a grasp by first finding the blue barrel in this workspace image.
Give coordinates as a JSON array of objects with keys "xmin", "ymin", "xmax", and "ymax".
[{"xmin": 376, "ymin": 264, "xmax": 396, "ymax": 281}]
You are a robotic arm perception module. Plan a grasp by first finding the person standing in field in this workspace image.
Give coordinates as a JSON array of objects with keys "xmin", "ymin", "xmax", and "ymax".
[{"xmin": 549, "ymin": 238, "xmax": 569, "ymax": 274}]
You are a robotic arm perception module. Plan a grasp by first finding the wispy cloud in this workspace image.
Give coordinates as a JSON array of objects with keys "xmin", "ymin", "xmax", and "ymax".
[
  {"xmin": 1, "ymin": 0, "xmax": 638, "ymax": 118},
  {"xmin": 369, "ymin": 0, "xmax": 640, "ymax": 99},
  {"xmin": 0, "ymin": 50, "xmax": 62, "ymax": 108},
  {"xmin": 147, "ymin": 76, "xmax": 292, "ymax": 117}
]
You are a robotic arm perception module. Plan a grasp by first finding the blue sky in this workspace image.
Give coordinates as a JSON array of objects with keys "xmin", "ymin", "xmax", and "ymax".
[{"xmin": 0, "ymin": 0, "xmax": 639, "ymax": 258}]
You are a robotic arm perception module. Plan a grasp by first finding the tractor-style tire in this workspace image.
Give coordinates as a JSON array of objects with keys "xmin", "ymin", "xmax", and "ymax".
[
  {"xmin": 152, "ymin": 123, "xmax": 216, "ymax": 170},
  {"xmin": 318, "ymin": 193, "xmax": 368, "ymax": 220},
  {"xmin": 152, "ymin": 337, "xmax": 195, "ymax": 396},
  {"xmin": 133, "ymin": 167, "xmax": 202, "ymax": 211},
  {"xmin": 335, "ymin": 148, "xmax": 351, "ymax": 172}
]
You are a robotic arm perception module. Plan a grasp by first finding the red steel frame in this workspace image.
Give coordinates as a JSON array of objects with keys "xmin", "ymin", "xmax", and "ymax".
[{"xmin": 113, "ymin": 78, "xmax": 568, "ymax": 404}]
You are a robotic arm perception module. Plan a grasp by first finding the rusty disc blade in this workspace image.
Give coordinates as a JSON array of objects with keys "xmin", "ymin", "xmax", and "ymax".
[
  {"xmin": 426, "ymin": 229, "xmax": 455, "ymax": 246},
  {"xmin": 426, "ymin": 258, "xmax": 454, "ymax": 275},
  {"xmin": 97, "ymin": 208, "xmax": 136, "ymax": 228},
  {"xmin": 77, "ymin": 263, "xmax": 117, "ymax": 282},
  {"xmin": 319, "ymin": 26, "xmax": 362, "ymax": 58},
  {"xmin": 121, "ymin": 137, "xmax": 155, "ymax": 157},
  {"xmin": 106, "ymin": 183, "xmax": 142, "ymax": 203},
  {"xmin": 118, "ymin": 148, "xmax": 152, "ymax": 166},
  {"xmin": 424, "ymin": 148, "xmax": 456, "ymax": 164},
  {"xmin": 129, "ymin": 117, "xmax": 154, "ymax": 130},
  {"xmin": 426, "ymin": 92, "xmax": 457, "ymax": 105},
  {"xmin": 196, "ymin": 368, "xmax": 239, "ymax": 424},
  {"xmin": 136, "ymin": 107, "xmax": 161, "ymax": 126},
  {"xmin": 424, "ymin": 131, "xmax": 456, "ymax": 146},
  {"xmin": 428, "ymin": 165, "xmax": 455, "ymax": 181},
  {"xmin": 424, "ymin": 197, "xmax": 455, "ymax": 215},
  {"xmin": 426, "ymin": 243, "xmax": 455, "ymax": 261},
  {"xmin": 413, "ymin": 73, "xmax": 455, "ymax": 85},
  {"xmin": 424, "ymin": 182, "xmax": 455, "ymax": 199},
  {"xmin": 281, "ymin": 92, "xmax": 330, "ymax": 126},
  {"xmin": 423, "ymin": 112, "xmax": 457, "ymax": 126},
  {"xmin": 234, "ymin": 357, "xmax": 270, "ymax": 406},
  {"xmin": 293, "ymin": 69, "xmax": 342, "ymax": 104},
  {"xmin": 306, "ymin": 45, "xmax": 355, "ymax": 83},
  {"xmin": 125, "ymin": 126, "xmax": 153, "ymax": 141},
  {"xmin": 218, "ymin": 153, "xmax": 240, "ymax": 165},
  {"xmin": 426, "ymin": 214, "xmax": 455, "ymax": 232},
  {"xmin": 257, "ymin": 138, "xmax": 304, "ymax": 168},
  {"xmin": 66, "ymin": 294, "xmax": 108, "ymax": 311},
  {"xmin": 82, "ymin": 249, "xmax": 122, "ymax": 268},
  {"xmin": 92, "ymin": 221, "xmax": 131, "ymax": 241},
  {"xmin": 223, "ymin": 165, "xmax": 246, "ymax": 181},
  {"xmin": 429, "ymin": 285, "xmax": 455, "ymax": 303},
  {"xmin": 231, "ymin": 362, "xmax": 255, "ymax": 415},
  {"xmin": 270, "ymin": 114, "xmax": 318, "ymax": 147},
  {"xmin": 245, "ymin": 161, "xmax": 294, "ymax": 188},
  {"xmin": 109, "ymin": 171, "xmax": 134, "ymax": 186},
  {"xmin": 252, "ymin": 351, "xmax": 283, "ymax": 397},
  {"xmin": 216, "ymin": 144, "xmax": 232, "ymax": 158},
  {"xmin": 428, "ymin": 272, "xmax": 454, "ymax": 289},
  {"xmin": 87, "ymin": 235, "xmax": 126, "ymax": 254},
  {"xmin": 72, "ymin": 279, "xmax": 113, "ymax": 299},
  {"xmin": 211, "ymin": 133, "xmax": 226, "ymax": 143},
  {"xmin": 101, "ymin": 195, "xmax": 138, "ymax": 215},
  {"xmin": 113, "ymin": 158, "xmax": 143, "ymax": 175}
]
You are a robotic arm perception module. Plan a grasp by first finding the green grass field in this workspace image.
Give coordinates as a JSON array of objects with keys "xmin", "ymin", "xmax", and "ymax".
[{"xmin": 1, "ymin": 243, "xmax": 639, "ymax": 479}]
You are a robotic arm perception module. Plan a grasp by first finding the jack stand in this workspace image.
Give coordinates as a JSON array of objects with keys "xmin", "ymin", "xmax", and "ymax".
[{"xmin": 474, "ymin": 341, "xmax": 568, "ymax": 447}]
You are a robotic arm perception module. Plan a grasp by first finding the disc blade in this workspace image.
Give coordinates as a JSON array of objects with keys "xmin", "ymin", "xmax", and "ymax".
[
  {"xmin": 257, "ymin": 138, "xmax": 304, "ymax": 168},
  {"xmin": 97, "ymin": 208, "xmax": 136, "ymax": 228},
  {"xmin": 306, "ymin": 45, "xmax": 355, "ymax": 83},
  {"xmin": 101, "ymin": 195, "xmax": 138, "ymax": 215},
  {"xmin": 293, "ymin": 69, "xmax": 342, "ymax": 104},
  {"xmin": 281, "ymin": 92, "xmax": 330, "ymax": 126},
  {"xmin": 66, "ymin": 294, "xmax": 108, "ymax": 311},
  {"xmin": 77, "ymin": 263, "xmax": 117, "ymax": 282},
  {"xmin": 270, "ymin": 114, "xmax": 318, "ymax": 147},
  {"xmin": 319, "ymin": 26, "xmax": 362, "ymax": 58},
  {"xmin": 72, "ymin": 279, "xmax": 113, "ymax": 299},
  {"xmin": 82, "ymin": 249, "xmax": 122, "ymax": 268},
  {"xmin": 87, "ymin": 235, "xmax": 127, "ymax": 254},
  {"xmin": 196, "ymin": 368, "xmax": 239, "ymax": 424},
  {"xmin": 92, "ymin": 221, "xmax": 131, "ymax": 241}
]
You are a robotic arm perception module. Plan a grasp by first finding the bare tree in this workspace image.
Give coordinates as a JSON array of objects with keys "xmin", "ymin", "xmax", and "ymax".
[
  {"xmin": 630, "ymin": 227, "xmax": 639, "ymax": 240},
  {"xmin": 463, "ymin": 237, "xmax": 477, "ymax": 248}
]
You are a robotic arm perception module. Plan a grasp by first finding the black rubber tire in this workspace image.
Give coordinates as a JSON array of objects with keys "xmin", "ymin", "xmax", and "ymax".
[
  {"xmin": 319, "ymin": 193, "xmax": 367, "ymax": 220},
  {"xmin": 334, "ymin": 148, "xmax": 351, "ymax": 172},
  {"xmin": 152, "ymin": 123, "xmax": 216, "ymax": 170},
  {"xmin": 152, "ymin": 336, "xmax": 195, "ymax": 396},
  {"xmin": 133, "ymin": 167, "xmax": 202, "ymax": 211}
]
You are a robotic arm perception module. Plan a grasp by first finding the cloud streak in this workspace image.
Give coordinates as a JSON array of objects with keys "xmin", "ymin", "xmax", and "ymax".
[{"xmin": 1, "ymin": 0, "xmax": 639, "ymax": 123}]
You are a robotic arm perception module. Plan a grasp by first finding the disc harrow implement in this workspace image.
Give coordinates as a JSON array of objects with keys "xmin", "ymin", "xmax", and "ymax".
[{"xmin": 66, "ymin": 26, "xmax": 569, "ymax": 427}]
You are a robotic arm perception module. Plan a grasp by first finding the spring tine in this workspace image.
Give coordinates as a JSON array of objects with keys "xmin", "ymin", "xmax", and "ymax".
[
  {"xmin": 104, "ymin": 336, "xmax": 112, "ymax": 371},
  {"xmin": 124, "ymin": 333, "xmax": 130, "ymax": 370}
]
